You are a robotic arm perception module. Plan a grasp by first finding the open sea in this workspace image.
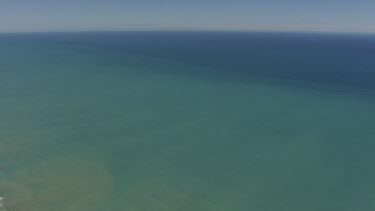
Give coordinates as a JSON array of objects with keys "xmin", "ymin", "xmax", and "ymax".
[{"xmin": 0, "ymin": 31, "xmax": 375, "ymax": 211}]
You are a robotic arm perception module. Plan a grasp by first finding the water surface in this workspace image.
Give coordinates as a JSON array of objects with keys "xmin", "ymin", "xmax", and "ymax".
[{"xmin": 1, "ymin": 32, "xmax": 375, "ymax": 211}]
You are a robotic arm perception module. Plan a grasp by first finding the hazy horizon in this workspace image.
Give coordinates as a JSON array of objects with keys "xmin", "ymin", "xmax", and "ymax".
[
  {"xmin": 1, "ymin": 29, "xmax": 375, "ymax": 36},
  {"xmin": 1, "ymin": 0, "xmax": 374, "ymax": 34}
]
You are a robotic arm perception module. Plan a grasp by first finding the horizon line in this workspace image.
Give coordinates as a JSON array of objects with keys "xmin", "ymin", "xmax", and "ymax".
[{"xmin": 0, "ymin": 28, "xmax": 375, "ymax": 36}]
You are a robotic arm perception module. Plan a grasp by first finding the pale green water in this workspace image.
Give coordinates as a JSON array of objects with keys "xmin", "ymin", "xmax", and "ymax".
[{"xmin": 1, "ymin": 33, "xmax": 375, "ymax": 210}]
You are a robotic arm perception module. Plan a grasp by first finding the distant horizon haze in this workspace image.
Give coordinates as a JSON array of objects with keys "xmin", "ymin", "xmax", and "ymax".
[{"xmin": 0, "ymin": 0, "xmax": 374, "ymax": 33}]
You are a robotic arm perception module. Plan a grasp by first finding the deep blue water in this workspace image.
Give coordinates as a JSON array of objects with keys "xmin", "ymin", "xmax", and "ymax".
[{"xmin": 3, "ymin": 31, "xmax": 375, "ymax": 91}]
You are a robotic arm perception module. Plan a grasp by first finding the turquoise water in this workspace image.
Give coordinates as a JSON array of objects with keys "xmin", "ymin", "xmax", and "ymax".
[{"xmin": 1, "ymin": 32, "xmax": 375, "ymax": 210}]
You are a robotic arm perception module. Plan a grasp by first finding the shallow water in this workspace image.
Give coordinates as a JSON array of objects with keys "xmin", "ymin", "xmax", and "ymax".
[{"xmin": 1, "ymin": 32, "xmax": 375, "ymax": 211}]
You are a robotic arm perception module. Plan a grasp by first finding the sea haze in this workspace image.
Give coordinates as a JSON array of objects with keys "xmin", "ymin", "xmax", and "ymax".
[{"xmin": 0, "ymin": 31, "xmax": 375, "ymax": 211}]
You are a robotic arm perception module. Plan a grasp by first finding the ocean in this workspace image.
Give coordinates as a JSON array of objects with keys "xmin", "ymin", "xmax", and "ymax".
[{"xmin": 0, "ymin": 31, "xmax": 375, "ymax": 210}]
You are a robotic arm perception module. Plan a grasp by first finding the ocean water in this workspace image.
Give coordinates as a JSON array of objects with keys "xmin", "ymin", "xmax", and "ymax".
[{"xmin": 0, "ymin": 32, "xmax": 375, "ymax": 211}]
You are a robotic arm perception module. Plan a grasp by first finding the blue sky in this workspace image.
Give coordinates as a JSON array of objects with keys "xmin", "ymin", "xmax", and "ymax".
[{"xmin": 0, "ymin": 0, "xmax": 374, "ymax": 33}]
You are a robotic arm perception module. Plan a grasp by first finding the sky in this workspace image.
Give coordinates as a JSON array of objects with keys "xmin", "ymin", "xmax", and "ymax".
[{"xmin": 0, "ymin": 0, "xmax": 374, "ymax": 33}]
